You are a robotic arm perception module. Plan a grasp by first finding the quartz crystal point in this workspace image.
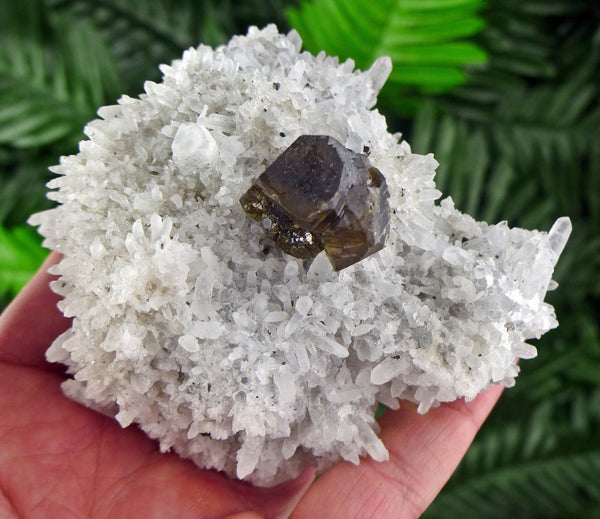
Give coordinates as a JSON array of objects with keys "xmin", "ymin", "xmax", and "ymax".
[{"xmin": 240, "ymin": 135, "xmax": 390, "ymax": 270}]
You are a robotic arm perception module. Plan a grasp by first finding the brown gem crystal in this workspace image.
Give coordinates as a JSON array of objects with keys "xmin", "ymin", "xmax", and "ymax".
[{"xmin": 240, "ymin": 135, "xmax": 390, "ymax": 270}]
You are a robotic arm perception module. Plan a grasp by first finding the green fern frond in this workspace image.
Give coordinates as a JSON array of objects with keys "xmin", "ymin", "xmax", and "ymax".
[
  {"xmin": 0, "ymin": 0, "xmax": 122, "ymax": 148},
  {"xmin": 46, "ymin": 0, "xmax": 298, "ymax": 95},
  {"xmin": 479, "ymin": 0, "xmax": 594, "ymax": 80},
  {"xmin": 0, "ymin": 224, "xmax": 47, "ymax": 298},
  {"xmin": 286, "ymin": 0, "xmax": 487, "ymax": 100},
  {"xmin": 410, "ymin": 29, "xmax": 600, "ymax": 303},
  {"xmin": 440, "ymin": 61, "xmax": 600, "ymax": 182},
  {"xmin": 45, "ymin": 0, "xmax": 211, "ymax": 93},
  {"xmin": 424, "ymin": 388, "xmax": 600, "ymax": 518},
  {"xmin": 0, "ymin": 151, "xmax": 56, "ymax": 226},
  {"xmin": 413, "ymin": 95, "xmax": 600, "ymax": 229},
  {"xmin": 508, "ymin": 0, "xmax": 590, "ymax": 17},
  {"xmin": 447, "ymin": 452, "xmax": 600, "ymax": 518},
  {"xmin": 410, "ymin": 0, "xmax": 600, "ymax": 233}
]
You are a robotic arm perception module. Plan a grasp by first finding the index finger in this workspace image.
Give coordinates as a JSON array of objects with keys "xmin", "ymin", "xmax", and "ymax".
[{"xmin": 291, "ymin": 385, "xmax": 504, "ymax": 519}]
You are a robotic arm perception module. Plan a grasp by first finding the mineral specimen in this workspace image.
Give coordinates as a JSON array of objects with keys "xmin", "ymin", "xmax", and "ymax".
[
  {"xmin": 29, "ymin": 26, "xmax": 571, "ymax": 487},
  {"xmin": 240, "ymin": 134, "xmax": 390, "ymax": 270}
]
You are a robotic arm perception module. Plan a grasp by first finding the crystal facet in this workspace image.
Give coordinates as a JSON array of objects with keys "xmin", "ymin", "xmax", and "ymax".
[{"xmin": 240, "ymin": 135, "xmax": 390, "ymax": 270}]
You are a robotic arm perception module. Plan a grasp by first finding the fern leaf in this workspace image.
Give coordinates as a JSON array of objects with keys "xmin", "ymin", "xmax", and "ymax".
[
  {"xmin": 445, "ymin": 451, "xmax": 600, "ymax": 518},
  {"xmin": 45, "ymin": 0, "xmax": 296, "ymax": 95},
  {"xmin": 424, "ymin": 389, "xmax": 600, "ymax": 518},
  {"xmin": 0, "ymin": 224, "xmax": 47, "ymax": 298},
  {"xmin": 0, "ymin": 151, "xmax": 56, "ymax": 226},
  {"xmin": 510, "ymin": 0, "xmax": 590, "ymax": 16},
  {"xmin": 0, "ymin": 0, "xmax": 122, "ymax": 148},
  {"xmin": 412, "ymin": 46, "xmax": 600, "ymax": 231},
  {"xmin": 46, "ymin": 0, "xmax": 195, "ymax": 92},
  {"xmin": 286, "ymin": 0, "xmax": 487, "ymax": 98},
  {"xmin": 479, "ymin": 0, "xmax": 591, "ymax": 81}
]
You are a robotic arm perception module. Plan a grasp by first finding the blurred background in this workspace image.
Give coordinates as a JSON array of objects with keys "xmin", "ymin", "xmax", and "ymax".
[{"xmin": 0, "ymin": 0, "xmax": 598, "ymax": 516}]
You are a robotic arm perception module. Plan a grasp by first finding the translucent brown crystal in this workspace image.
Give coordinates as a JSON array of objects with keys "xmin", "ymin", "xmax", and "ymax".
[{"xmin": 240, "ymin": 135, "xmax": 390, "ymax": 270}]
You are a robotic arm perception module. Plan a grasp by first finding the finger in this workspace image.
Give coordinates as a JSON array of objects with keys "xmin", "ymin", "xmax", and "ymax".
[
  {"xmin": 0, "ymin": 252, "xmax": 71, "ymax": 368},
  {"xmin": 291, "ymin": 385, "xmax": 504, "ymax": 519}
]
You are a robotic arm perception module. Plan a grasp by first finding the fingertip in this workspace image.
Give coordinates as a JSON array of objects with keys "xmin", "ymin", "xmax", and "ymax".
[{"xmin": 291, "ymin": 386, "xmax": 505, "ymax": 519}]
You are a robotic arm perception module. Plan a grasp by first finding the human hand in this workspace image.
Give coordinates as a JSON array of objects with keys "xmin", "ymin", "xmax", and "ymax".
[{"xmin": 0, "ymin": 252, "xmax": 502, "ymax": 519}]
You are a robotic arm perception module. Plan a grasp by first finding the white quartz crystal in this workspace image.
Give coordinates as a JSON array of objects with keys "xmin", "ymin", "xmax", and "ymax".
[{"xmin": 29, "ymin": 25, "xmax": 570, "ymax": 486}]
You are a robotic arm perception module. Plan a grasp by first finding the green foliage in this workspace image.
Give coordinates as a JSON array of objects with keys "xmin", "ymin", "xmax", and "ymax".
[
  {"xmin": 423, "ymin": 388, "xmax": 600, "ymax": 518},
  {"xmin": 286, "ymin": 0, "xmax": 488, "ymax": 112},
  {"xmin": 0, "ymin": 224, "xmax": 47, "ymax": 300},
  {"xmin": 0, "ymin": 149, "xmax": 55, "ymax": 227},
  {"xmin": 0, "ymin": 0, "xmax": 599, "ymax": 515},
  {"xmin": 45, "ymin": 0, "xmax": 226, "ymax": 96},
  {"xmin": 0, "ymin": 0, "xmax": 122, "ymax": 149},
  {"xmin": 410, "ymin": 0, "xmax": 600, "ymax": 303},
  {"xmin": 46, "ymin": 0, "xmax": 298, "ymax": 95}
]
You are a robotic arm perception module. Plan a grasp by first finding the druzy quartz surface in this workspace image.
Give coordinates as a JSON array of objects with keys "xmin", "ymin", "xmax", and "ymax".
[
  {"xmin": 240, "ymin": 135, "xmax": 390, "ymax": 270},
  {"xmin": 29, "ymin": 26, "xmax": 571, "ymax": 487}
]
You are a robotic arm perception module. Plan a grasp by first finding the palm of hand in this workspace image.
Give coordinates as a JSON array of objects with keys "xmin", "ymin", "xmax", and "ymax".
[{"xmin": 0, "ymin": 254, "xmax": 502, "ymax": 519}]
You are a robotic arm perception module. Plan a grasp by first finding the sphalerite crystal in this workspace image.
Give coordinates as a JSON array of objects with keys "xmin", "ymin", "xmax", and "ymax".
[{"xmin": 240, "ymin": 135, "xmax": 390, "ymax": 270}]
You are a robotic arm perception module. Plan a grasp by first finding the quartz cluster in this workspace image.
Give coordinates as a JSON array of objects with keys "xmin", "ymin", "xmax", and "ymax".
[{"xmin": 29, "ymin": 26, "xmax": 570, "ymax": 487}]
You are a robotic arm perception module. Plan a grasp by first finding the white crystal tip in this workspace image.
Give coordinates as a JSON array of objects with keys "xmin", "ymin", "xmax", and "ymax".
[
  {"xmin": 368, "ymin": 56, "xmax": 393, "ymax": 94},
  {"xmin": 548, "ymin": 217, "xmax": 572, "ymax": 260}
]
